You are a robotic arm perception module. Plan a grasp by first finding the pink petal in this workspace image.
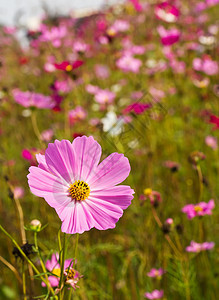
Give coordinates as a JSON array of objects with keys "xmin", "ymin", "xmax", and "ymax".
[
  {"xmin": 59, "ymin": 201, "xmax": 95, "ymax": 234},
  {"xmin": 72, "ymin": 136, "xmax": 101, "ymax": 182},
  {"xmin": 27, "ymin": 166, "xmax": 69, "ymax": 207},
  {"xmin": 90, "ymin": 185, "xmax": 134, "ymax": 209},
  {"xmin": 88, "ymin": 153, "xmax": 131, "ymax": 190},
  {"xmin": 45, "ymin": 140, "xmax": 77, "ymax": 184},
  {"xmin": 84, "ymin": 196, "xmax": 124, "ymax": 230}
]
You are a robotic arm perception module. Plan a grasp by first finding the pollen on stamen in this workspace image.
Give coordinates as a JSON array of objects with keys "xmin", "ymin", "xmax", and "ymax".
[{"xmin": 68, "ymin": 180, "xmax": 90, "ymax": 201}]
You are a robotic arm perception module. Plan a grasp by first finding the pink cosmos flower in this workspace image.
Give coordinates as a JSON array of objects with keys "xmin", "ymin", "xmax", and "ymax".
[
  {"xmin": 86, "ymin": 84, "xmax": 100, "ymax": 95},
  {"xmin": 209, "ymin": 114, "xmax": 219, "ymax": 130},
  {"xmin": 155, "ymin": 2, "xmax": 180, "ymax": 23},
  {"xmin": 116, "ymin": 55, "xmax": 142, "ymax": 73},
  {"xmin": 54, "ymin": 80, "xmax": 73, "ymax": 93},
  {"xmin": 68, "ymin": 106, "xmax": 87, "ymax": 124},
  {"xmin": 41, "ymin": 129, "xmax": 54, "ymax": 142},
  {"xmin": 144, "ymin": 289, "xmax": 164, "ymax": 299},
  {"xmin": 193, "ymin": 57, "xmax": 218, "ymax": 76},
  {"xmin": 12, "ymin": 89, "xmax": 55, "ymax": 109},
  {"xmin": 157, "ymin": 26, "xmax": 181, "ymax": 46},
  {"xmin": 129, "ymin": 0, "xmax": 143, "ymax": 12},
  {"xmin": 73, "ymin": 41, "xmax": 89, "ymax": 53},
  {"xmin": 186, "ymin": 241, "xmax": 215, "ymax": 253},
  {"xmin": 54, "ymin": 60, "xmax": 83, "ymax": 72},
  {"xmin": 109, "ymin": 20, "xmax": 130, "ymax": 33},
  {"xmin": 94, "ymin": 89, "xmax": 116, "ymax": 105},
  {"xmin": 28, "ymin": 136, "xmax": 134, "ymax": 234},
  {"xmin": 205, "ymin": 136, "xmax": 218, "ymax": 150},
  {"xmin": 42, "ymin": 253, "xmax": 80, "ymax": 288},
  {"xmin": 182, "ymin": 200, "xmax": 215, "ymax": 219},
  {"xmin": 95, "ymin": 65, "xmax": 110, "ymax": 79},
  {"xmin": 13, "ymin": 187, "xmax": 25, "ymax": 199},
  {"xmin": 147, "ymin": 268, "xmax": 165, "ymax": 278},
  {"xmin": 123, "ymin": 102, "xmax": 151, "ymax": 115}
]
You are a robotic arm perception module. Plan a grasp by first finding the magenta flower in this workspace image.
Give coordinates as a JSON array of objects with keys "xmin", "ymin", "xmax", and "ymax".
[
  {"xmin": 54, "ymin": 60, "xmax": 83, "ymax": 72},
  {"xmin": 155, "ymin": 2, "xmax": 180, "ymax": 23},
  {"xmin": 157, "ymin": 26, "xmax": 180, "ymax": 46},
  {"xmin": 147, "ymin": 268, "xmax": 165, "ymax": 278},
  {"xmin": 144, "ymin": 289, "xmax": 164, "ymax": 299},
  {"xmin": 12, "ymin": 89, "xmax": 55, "ymax": 109},
  {"xmin": 123, "ymin": 102, "xmax": 151, "ymax": 115},
  {"xmin": 182, "ymin": 199, "xmax": 215, "ymax": 219},
  {"xmin": 116, "ymin": 55, "xmax": 142, "ymax": 73},
  {"xmin": 186, "ymin": 241, "xmax": 215, "ymax": 253},
  {"xmin": 28, "ymin": 136, "xmax": 134, "ymax": 234}
]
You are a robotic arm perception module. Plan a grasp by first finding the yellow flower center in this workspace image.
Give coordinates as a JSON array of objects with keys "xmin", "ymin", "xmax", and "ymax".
[
  {"xmin": 144, "ymin": 188, "xmax": 152, "ymax": 196},
  {"xmin": 68, "ymin": 180, "xmax": 90, "ymax": 201},
  {"xmin": 65, "ymin": 268, "xmax": 76, "ymax": 280},
  {"xmin": 65, "ymin": 64, "xmax": 73, "ymax": 72},
  {"xmin": 194, "ymin": 206, "xmax": 203, "ymax": 212},
  {"xmin": 52, "ymin": 268, "xmax": 61, "ymax": 277}
]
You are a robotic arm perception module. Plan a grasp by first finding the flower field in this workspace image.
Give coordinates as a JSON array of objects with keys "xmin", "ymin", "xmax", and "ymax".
[{"xmin": 0, "ymin": 0, "xmax": 218, "ymax": 299}]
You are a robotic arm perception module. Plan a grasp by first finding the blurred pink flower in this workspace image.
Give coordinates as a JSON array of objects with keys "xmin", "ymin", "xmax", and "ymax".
[
  {"xmin": 144, "ymin": 289, "xmax": 164, "ymax": 299},
  {"xmin": 95, "ymin": 64, "xmax": 110, "ymax": 79},
  {"xmin": 28, "ymin": 136, "xmax": 134, "ymax": 234},
  {"xmin": 94, "ymin": 89, "xmax": 116, "ymax": 105},
  {"xmin": 13, "ymin": 187, "xmax": 25, "ymax": 199},
  {"xmin": 42, "ymin": 253, "xmax": 74, "ymax": 287},
  {"xmin": 205, "ymin": 136, "xmax": 218, "ymax": 150},
  {"xmin": 116, "ymin": 55, "xmax": 142, "ymax": 73},
  {"xmin": 73, "ymin": 40, "xmax": 89, "ymax": 53},
  {"xmin": 186, "ymin": 241, "xmax": 215, "ymax": 252},
  {"xmin": 68, "ymin": 106, "xmax": 87, "ymax": 124},
  {"xmin": 182, "ymin": 199, "xmax": 215, "ymax": 219},
  {"xmin": 123, "ymin": 102, "xmax": 151, "ymax": 115},
  {"xmin": 54, "ymin": 60, "xmax": 83, "ymax": 72},
  {"xmin": 86, "ymin": 84, "xmax": 100, "ymax": 95},
  {"xmin": 147, "ymin": 268, "xmax": 165, "ymax": 278},
  {"xmin": 129, "ymin": 0, "xmax": 143, "ymax": 12},
  {"xmin": 193, "ymin": 57, "xmax": 218, "ymax": 75},
  {"xmin": 54, "ymin": 80, "xmax": 73, "ymax": 93},
  {"xmin": 41, "ymin": 129, "xmax": 54, "ymax": 142},
  {"xmin": 109, "ymin": 20, "xmax": 130, "ymax": 33},
  {"xmin": 12, "ymin": 89, "xmax": 55, "ymax": 109},
  {"xmin": 209, "ymin": 114, "xmax": 219, "ymax": 130},
  {"xmin": 155, "ymin": 2, "xmax": 180, "ymax": 23},
  {"xmin": 157, "ymin": 26, "xmax": 180, "ymax": 46}
]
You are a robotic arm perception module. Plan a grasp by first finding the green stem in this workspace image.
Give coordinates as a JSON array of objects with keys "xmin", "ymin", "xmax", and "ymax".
[
  {"xmin": 196, "ymin": 164, "xmax": 203, "ymax": 202},
  {"xmin": 59, "ymin": 233, "xmax": 66, "ymax": 299},
  {"xmin": 68, "ymin": 289, "xmax": 72, "ymax": 300},
  {"xmin": 22, "ymin": 262, "xmax": 27, "ymax": 300},
  {"xmin": 73, "ymin": 233, "xmax": 79, "ymax": 268},
  {"xmin": 31, "ymin": 111, "xmax": 43, "ymax": 147},
  {"xmin": 34, "ymin": 232, "xmax": 51, "ymax": 290},
  {"xmin": 0, "ymin": 224, "xmax": 57, "ymax": 298}
]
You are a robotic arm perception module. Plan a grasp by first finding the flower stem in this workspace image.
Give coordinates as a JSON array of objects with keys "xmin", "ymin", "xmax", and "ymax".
[
  {"xmin": 22, "ymin": 262, "xmax": 27, "ymax": 300},
  {"xmin": 34, "ymin": 232, "xmax": 51, "ymax": 289},
  {"xmin": 151, "ymin": 207, "xmax": 181, "ymax": 257},
  {"xmin": 196, "ymin": 164, "xmax": 203, "ymax": 203},
  {"xmin": 31, "ymin": 111, "xmax": 43, "ymax": 147},
  {"xmin": 0, "ymin": 224, "xmax": 57, "ymax": 298},
  {"xmin": 73, "ymin": 233, "xmax": 79, "ymax": 268},
  {"xmin": 59, "ymin": 233, "xmax": 66, "ymax": 299},
  {"xmin": 0, "ymin": 255, "xmax": 22, "ymax": 284}
]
